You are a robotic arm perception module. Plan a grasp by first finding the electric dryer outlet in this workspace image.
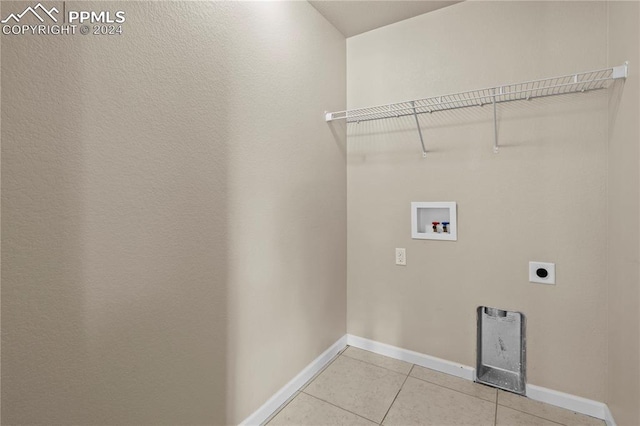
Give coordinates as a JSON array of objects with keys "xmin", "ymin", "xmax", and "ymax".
[{"xmin": 529, "ymin": 261, "xmax": 555, "ymax": 284}]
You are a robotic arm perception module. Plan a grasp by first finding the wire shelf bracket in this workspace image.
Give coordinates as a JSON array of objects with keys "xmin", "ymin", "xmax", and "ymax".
[
  {"xmin": 411, "ymin": 101, "xmax": 428, "ymax": 158},
  {"xmin": 325, "ymin": 63, "xmax": 628, "ymax": 157}
]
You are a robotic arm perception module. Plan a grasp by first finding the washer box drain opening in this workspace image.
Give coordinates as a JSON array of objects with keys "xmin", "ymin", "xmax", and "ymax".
[{"xmin": 476, "ymin": 306, "xmax": 526, "ymax": 394}]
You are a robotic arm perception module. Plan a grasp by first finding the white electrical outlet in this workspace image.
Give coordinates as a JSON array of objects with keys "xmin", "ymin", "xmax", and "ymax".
[
  {"xmin": 395, "ymin": 248, "xmax": 406, "ymax": 266},
  {"xmin": 529, "ymin": 261, "xmax": 555, "ymax": 284}
]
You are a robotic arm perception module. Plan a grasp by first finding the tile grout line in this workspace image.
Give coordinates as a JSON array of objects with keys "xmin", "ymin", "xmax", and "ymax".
[
  {"xmin": 262, "ymin": 348, "xmax": 348, "ymax": 425},
  {"xmin": 300, "ymin": 347, "xmax": 346, "ymax": 392},
  {"xmin": 268, "ymin": 346, "xmax": 592, "ymax": 426},
  {"xmin": 340, "ymin": 352, "xmax": 413, "ymax": 376},
  {"xmin": 268, "ymin": 344, "xmax": 603, "ymax": 426},
  {"xmin": 345, "ymin": 349, "xmax": 498, "ymax": 405},
  {"xmin": 496, "ymin": 393, "xmax": 599, "ymax": 426},
  {"xmin": 271, "ymin": 347, "xmax": 402, "ymax": 424},
  {"xmin": 496, "ymin": 403, "xmax": 583, "ymax": 426},
  {"xmin": 408, "ymin": 372, "xmax": 497, "ymax": 404},
  {"xmin": 379, "ymin": 365, "xmax": 413, "ymax": 425},
  {"xmin": 345, "ymin": 347, "xmax": 497, "ymax": 405},
  {"xmin": 520, "ymin": 414, "xmax": 565, "ymax": 426},
  {"xmin": 261, "ymin": 390, "xmax": 301, "ymax": 425},
  {"xmin": 301, "ymin": 391, "xmax": 380, "ymax": 424}
]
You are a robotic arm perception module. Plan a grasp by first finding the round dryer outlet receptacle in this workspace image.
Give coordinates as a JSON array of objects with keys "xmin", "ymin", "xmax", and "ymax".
[
  {"xmin": 536, "ymin": 268, "xmax": 548, "ymax": 278},
  {"xmin": 529, "ymin": 261, "xmax": 555, "ymax": 285}
]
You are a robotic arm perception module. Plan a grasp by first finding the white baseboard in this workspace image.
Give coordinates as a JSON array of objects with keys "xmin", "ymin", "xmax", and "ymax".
[
  {"xmin": 346, "ymin": 334, "xmax": 475, "ymax": 381},
  {"xmin": 526, "ymin": 384, "xmax": 609, "ymax": 421},
  {"xmin": 241, "ymin": 334, "xmax": 616, "ymax": 425},
  {"xmin": 346, "ymin": 334, "xmax": 613, "ymax": 423},
  {"xmin": 604, "ymin": 404, "xmax": 618, "ymax": 426},
  {"xmin": 239, "ymin": 335, "xmax": 347, "ymax": 426}
]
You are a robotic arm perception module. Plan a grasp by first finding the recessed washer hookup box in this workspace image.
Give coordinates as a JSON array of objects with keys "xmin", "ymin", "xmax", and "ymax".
[{"xmin": 476, "ymin": 307, "xmax": 526, "ymax": 395}]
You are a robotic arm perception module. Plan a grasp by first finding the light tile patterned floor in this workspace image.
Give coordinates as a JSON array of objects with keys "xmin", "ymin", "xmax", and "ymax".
[{"xmin": 266, "ymin": 346, "xmax": 605, "ymax": 426}]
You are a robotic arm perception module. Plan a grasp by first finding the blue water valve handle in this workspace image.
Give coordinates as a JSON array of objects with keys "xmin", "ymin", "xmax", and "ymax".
[{"xmin": 442, "ymin": 221, "xmax": 450, "ymax": 233}]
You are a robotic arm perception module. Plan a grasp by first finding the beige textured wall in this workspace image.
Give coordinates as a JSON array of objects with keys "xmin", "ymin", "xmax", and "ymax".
[
  {"xmin": 606, "ymin": 2, "xmax": 640, "ymax": 425},
  {"xmin": 347, "ymin": 1, "xmax": 609, "ymax": 401},
  {"xmin": 1, "ymin": 2, "xmax": 346, "ymax": 425}
]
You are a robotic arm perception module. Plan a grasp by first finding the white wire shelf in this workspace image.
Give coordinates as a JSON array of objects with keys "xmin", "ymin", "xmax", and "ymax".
[{"xmin": 325, "ymin": 63, "xmax": 628, "ymax": 156}]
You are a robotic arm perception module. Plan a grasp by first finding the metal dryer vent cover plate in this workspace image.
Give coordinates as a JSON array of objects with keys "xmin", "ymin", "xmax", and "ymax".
[{"xmin": 476, "ymin": 306, "xmax": 526, "ymax": 395}]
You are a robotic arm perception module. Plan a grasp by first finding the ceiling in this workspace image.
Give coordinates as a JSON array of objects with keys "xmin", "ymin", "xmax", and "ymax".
[{"xmin": 308, "ymin": 1, "xmax": 462, "ymax": 38}]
